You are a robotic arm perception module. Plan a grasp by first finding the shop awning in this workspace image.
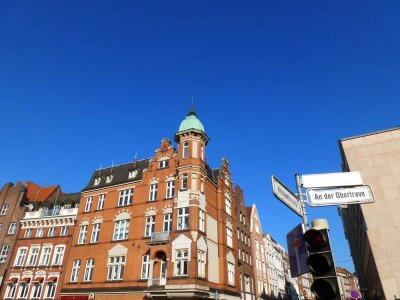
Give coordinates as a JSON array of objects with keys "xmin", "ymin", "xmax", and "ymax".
[
  {"xmin": 5, "ymin": 278, "xmax": 18, "ymax": 284},
  {"xmin": 46, "ymin": 277, "xmax": 58, "ymax": 282},
  {"xmin": 32, "ymin": 277, "xmax": 44, "ymax": 282},
  {"xmin": 20, "ymin": 277, "xmax": 31, "ymax": 283}
]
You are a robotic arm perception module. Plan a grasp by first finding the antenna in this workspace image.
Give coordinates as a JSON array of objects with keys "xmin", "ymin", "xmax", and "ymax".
[
  {"xmin": 98, "ymin": 163, "xmax": 102, "ymax": 177},
  {"xmin": 111, "ymin": 161, "xmax": 114, "ymax": 173}
]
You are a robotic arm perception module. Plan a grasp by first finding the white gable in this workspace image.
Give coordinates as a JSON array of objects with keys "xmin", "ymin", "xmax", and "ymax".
[
  {"xmin": 197, "ymin": 236, "xmax": 207, "ymax": 251},
  {"xmin": 226, "ymin": 251, "xmax": 235, "ymax": 264},
  {"xmin": 108, "ymin": 244, "xmax": 128, "ymax": 256}
]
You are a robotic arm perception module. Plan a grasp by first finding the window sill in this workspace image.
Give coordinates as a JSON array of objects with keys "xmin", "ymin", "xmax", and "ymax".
[
  {"xmin": 171, "ymin": 276, "xmax": 189, "ymax": 280},
  {"xmin": 164, "ymin": 197, "xmax": 174, "ymax": 200},
  {"xmin": 176, "ymin": 228, "xmax": 190, "ymax": 232}
]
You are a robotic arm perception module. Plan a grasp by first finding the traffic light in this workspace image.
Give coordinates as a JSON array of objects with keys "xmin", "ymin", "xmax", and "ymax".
[{"xmin": 303, "ymin": 226, "xmax": 340, "ymax": 300}]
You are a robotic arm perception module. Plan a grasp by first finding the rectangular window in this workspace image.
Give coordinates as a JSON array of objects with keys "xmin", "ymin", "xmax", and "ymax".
[
  {"xmin": 141, "ymin": 254, "xmax": 150, "ymax": 279},
  {"xmin": 113, "ymin": 220, "xmax": 129, "ymax": 240},
  {"xmin": 228, "ymin": 262, "xmax": 235, "ymax": 286},
  {"xmin": 39, "ymin": 246, "xmax": 52, "ymax": 266},
  {"xmin": 48, "ymin": 227, "xmax": 56, "ymax": 237},
  {"xmin": 225, "ymin": 197, "xmax": 231, "ymax": 215},
  {"xmin": 15, "ymin": 248, "xmax": 27, "ymax": 266},
  {"xmin": 199, "ymin": 209, "xmax": 205, "ymax": 232},
  {"xmin": 97, "ymin": 194, "xmax": 105, "ymax": 210},
  {"xmin": 78, "ymin": 225, "xmax": 88, "ymax": 244},
  {"xmin": 70, "ymin": 260, "xmax": 80, "ymax": 282},
  {"xmin": 27, "ymin": 247, "xmax": 40, "ymax": 266},
  {"xmin": 118, "ymin": 189, "xmax": 133, "ymax": 206},
  {"xmin": 84, "ymin": 196, "xmax": 92, "ymax": 212},
  {"xmin": 149, "ymin": 184, "xmax": 158, "ymax": 201},
  {"xmin": 163, "ymin": 213, "xmax": 172, "ymax": 232},
  {"xmin": 0, "ymin": 244, "xmax": 10, "ymax": 263},
  {"xmin": 60, "ymin": 226, "xmax": 68, "ymax": 236},
  {"xmin": 84, "ymin": 259, "xmax": 94, "ymax": 282},
  {"xmin": 24, "ymin": 228, "xmax": 32, "ymax": 238},
  {"xmin": 36, "ymin": 228, "xmax": 44, "ymax": 237},
  {"xmin": 107, "ymin": 256, "xmax": 126, "ymax": 281},
  {"xmin": 52, "ymin": 246, "xmax": 65, "ymax": 265},
  {"xmin": 30, "ymin": 282, "xmax": 42, "ymax": 299},
  {"xmin": 245, "ymin": 275, "xmax": 250, "ymax": 292},
  {"xmin": 198, "ymin": 250, "xmax": 206, "ymax": 278},
  {"xmin": 145, "ymin": 216, "xmax": 155, "ymax": 237},
  {"xmin": 5, "ymin": 282, "xmax": 16, "ymax": 298},
  {"xmin": 181, "ymin": 173, "xmax": 188, "ymax": 190},
  {"xmin": 18, "ymin": 283, "xmax": 29, "ymax": 299},
  {"xmin": 227, "ymin": 228, "xmax": 233, "ymax": 248},
  {"xmin": 90, "ymin": 223, "xmax": 101, "ymax": 243},
  {"xmin": 44, "ymin": 282, "xmax": 56, "ymax": 299},
  {"xmin": 166, "ymin": 181, "xmax": 175, "ymax": 198},
  {"xmin": 158, "ymin": 160, "xmax": 169, "ymax": 169},
  {"xmin": 183, "ymin": 141, "xmax": 189, "ymax": 158},
  {"xmin": 8, "ymin": 223, "xmax": 16, "ymax": 235},
  {"xmin": 177, "ymin": 207, "xmax": 189, "ymax": 230},
  {"xmin": 174, "ymin": 249, "xmax": 188, "ymax": 276},
  {"xmin": 1, "ymin": 204, "xmax": 9, "ymax": 215}
]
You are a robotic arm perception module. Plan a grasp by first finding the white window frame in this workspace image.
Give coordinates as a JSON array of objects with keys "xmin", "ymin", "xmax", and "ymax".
[
  {"xmin": 107, "ymin": 255, "xmax": 126, "ymax": 281},
  {"xmin": 48, "ymin": 227, "xmax": 56, "ymax": 237},
  {"xmin": 14, "ymin": 247, "xmax": 28, "ymax": 267},
  {"xmin": 149, "ymin": 184, "xmax": 158, "ymax": 201},
  {"xmin": 83, "ymin": 258, "xmax": 94, "ymax": 282},
  {"xmin": 78, "ymin": 225, "xmax": 88, "ymax": 244},
  {"xmin": 44, "ymin": 282, "xmax": 56, "ymax": 299},
  {"xmin": 118, "ymin": 189, "xmax": 133, "ymax": 207},
  {"xmin": 225, "ymin": 197, "xmax": 231, "ymax": 216},
  {"xmin": 158, "ymin": 160, "xmax": 169, "ymax": 169},
  {"xmin": 113, "ymin": 219, "xmax": 129, "ymax": 241},
  {"xmin": 90, "ymin": 223, "xmax": 101, "ymax": 243},
  {"xmin": 181, "ymin": 173, "xmax": 188, "ymax": 190},
  {"xmin": 198, "ymin": 250, "xmax": 206, "ymax": 278},
  {"xmin": 177, "ymin": 207, "xmax": 189, "ymax": 230},
  {"xmin": 70, "ymin": 260, "xmax": 80, "ymax": 282},
  {"xmin": 97, "ymin": 194, "xmax": 105, "ymax": 210},
  {"xmin": 24, "ymin": 228, "xmax": 32, "ymax": 238},
  {"xmin": 199, "ymin": 209, "xmax": 205, "ymax": 232},
  {"xmin": 60, "ymin": 226, "xmax": 68, "ymax": 236},
  {"xmin": 141, "ymin": 254, "xmax": 150, "ymax": 279},
  {"xmin": 84, "ymin": 196, "xmax": 92, "ymax": 212},
  {"xmin": 5, "ymin": 282, "xmax": 16, "ymax": 299},
  {"xmin": 27, "ymin": 246, "xmax": 40, "ymax": 267},
  {"xmin": 52, "ymin": 245, "xmax": 65, "ymax": 266},
  {"xmin": 0, "ymin": 244, "xmax": 10, "ymax": 263},
  {"xmin": 166, "ymin": 180, "xmax": 175, "ymax": 198},
  {"xmin": 227, "ymin": 228, "xmax": 233, "ymax": 248},
  {"xmin": 174, "ymin": 249, "xmax": 188, "ymax": 276},
  {"xmin": 228, "ymin": 262, "xmax": 235, "ymax": 286},
  {"xmin": 36, "ymin": 228, "xmax": 44, "ymax": 237},
  {"xmin": 30, "ymin": 281, "xmax": 42, "ymax": 299},
  {"xmin": 163, "ymin": 213, "xmax": 172, "ymax": 232},
  {"xmin": 17, "ymin": 282, "xmax": 29, "ymax": 299},
  {"xmin": 183, "ymin": 141, "xmax": 189, "ymax": 158},
  {"xmin": 39, "ymin": 246, "xmax": 52, "ymax": 266},
  {"xmin": 145, "ymin": 216, "xmax": 155, "ymax": 237},
  {"xmin": 8, "ymin": 222, "xmax": 16, "ymax": 235},
  {"xmin": 1, "ymin": 204, "xmax": 9, "ymax": 215}
]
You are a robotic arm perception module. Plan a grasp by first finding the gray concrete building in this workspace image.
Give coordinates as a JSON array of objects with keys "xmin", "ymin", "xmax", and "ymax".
[{"xmin": 339, "ymin": 127, "xmax": 400, "ymax": 300}]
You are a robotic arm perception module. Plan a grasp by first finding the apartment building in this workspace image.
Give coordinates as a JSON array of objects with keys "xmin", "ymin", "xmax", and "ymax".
[
  {"xmin": 263, "ymin": 233, "xmax": 285, "ymax": 299},
  {"xmin": 234, "ymin": 186, "xmax": 255, "ymax": 300},
  {"xmin": 296, "ymin": 272, "xmax": 313, "ymax": 300},
  {"xmin": 336, "ymin": 266, "xmax": 360, "ymax": 300},
  {"xmin": 247, "ymin": 205, "xmax": 269, "ymax": 299},
  {"xmin": 0, "ymin": 192, "xmax": 80, "ymax": 300},
  {"xmin": 60, "ymin": 108, "xmax": 241, "ymax": 300},
  {"xmin": 339, "ymin": 127, "xmax": 400, "ymax": 299}
]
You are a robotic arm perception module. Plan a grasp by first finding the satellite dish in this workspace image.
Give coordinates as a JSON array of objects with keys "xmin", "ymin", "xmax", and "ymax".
[{"xmin": 25, "ymin": 204, "xmax": 34, "ymax": 211}]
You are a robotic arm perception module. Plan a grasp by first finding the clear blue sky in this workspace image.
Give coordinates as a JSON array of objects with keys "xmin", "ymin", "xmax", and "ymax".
[{"xmin": 1, "ymin": 1, "xmax": 399, "ymax": 273}]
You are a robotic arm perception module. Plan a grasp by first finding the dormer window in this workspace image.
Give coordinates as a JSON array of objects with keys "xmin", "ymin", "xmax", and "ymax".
[
  {"xmin": 94, "ymin": 178, "xmax": 101, "ymax": 186},
  {"xmin": 158, "ymin": 160, "xmax": 169, "ymax": 169},
  {"xmin": 128, "ymin": 170, "xmax": 138, "ymax": 179},
  {"xmin": 106, "ymin": 175, "xmax": 113, "ymax": 183}
]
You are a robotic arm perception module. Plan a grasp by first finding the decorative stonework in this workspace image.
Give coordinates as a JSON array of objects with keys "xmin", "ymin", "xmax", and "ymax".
[
  {"xmin": 145, "ymin": 207, "xmax": 158, "ymax": 216},
  {"xmin": 114, "ymin": 210, "xmax": 132, "ymax": 221},
  {"xmin": 92, "ymin": 216, "xmax": 104, "ymax": 224},
  {"xmin": 80, "ymin": 218, "xmax": 90, "ymax": 225}
]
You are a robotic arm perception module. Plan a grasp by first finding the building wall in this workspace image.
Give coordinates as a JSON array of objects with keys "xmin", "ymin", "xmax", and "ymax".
[
  {"xmin": 339, "ymin": 128, "xmax": 400, "ymax": 299},
  {"xmin": 0, "ymin": 182, "xmax": 27, "ymax": 285}
]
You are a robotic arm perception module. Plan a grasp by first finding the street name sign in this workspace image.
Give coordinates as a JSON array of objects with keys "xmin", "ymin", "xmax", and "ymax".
[
  {"xmin": 301, "ymin": 171, "xmax": 363, "ymax": 188},
  {"xmin": 307, "ymin": 185, "xmax": 375, "ymax": 206},
  {"xmin": 271, "ymin": 176, "xmax": 303, "ymax": 217},
  {"xmin": 287, "ymin": 223, "xmax": 309, "ymax": 277}
]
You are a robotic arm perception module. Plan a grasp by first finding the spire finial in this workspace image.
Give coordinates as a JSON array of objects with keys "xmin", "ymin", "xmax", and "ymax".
[{"xmin": 188, "ymin": 96, "xmax": 196, "ymax": 116}]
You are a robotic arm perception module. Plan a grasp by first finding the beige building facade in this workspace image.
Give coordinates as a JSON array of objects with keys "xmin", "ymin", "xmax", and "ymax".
[{"xmin": 339, "ymin": 127, "xmax": 400, "ymax": 299}]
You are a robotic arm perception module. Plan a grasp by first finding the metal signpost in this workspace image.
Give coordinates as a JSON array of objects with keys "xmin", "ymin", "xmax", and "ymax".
[{"xmin": 287, "ymin": 223, "xmax": 309, "ymax": 277}]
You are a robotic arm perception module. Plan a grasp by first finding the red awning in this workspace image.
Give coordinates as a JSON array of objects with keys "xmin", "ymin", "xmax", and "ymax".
[
  {"xmin": 21, "ymin": 277, "xmax": 31, "ymax": 283},
  {"xmin": 46, "ymin": 277, "xmax": 58, "ymax": 282},
  {"xmin": 5, "ymin": 278, "xmax": 18, "ymax": 284},
  {"xmin": 33, "ymin": 277, "xmax": 44, "ymax": 282}
]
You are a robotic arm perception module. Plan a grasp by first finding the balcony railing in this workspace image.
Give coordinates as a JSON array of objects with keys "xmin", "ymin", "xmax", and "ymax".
[
  {"xmin": 148, "ymin": 232, "xmax": 170, "ymax": 245},
  {"xmin": 148, "ymin": 277, "xmax": 166, "ymax": 286},
  {"xmin": 42, "ymin": 208, "xmax": 61, "ymax": 217},
  {"xmin": 24, "ymin": 208, "xmax": 78, "ymax": 219}
]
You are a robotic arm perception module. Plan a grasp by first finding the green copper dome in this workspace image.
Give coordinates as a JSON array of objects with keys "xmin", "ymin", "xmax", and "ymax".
[{"xmin": 178, "ymin": 109, "xmax": 205, "ymax": 133}]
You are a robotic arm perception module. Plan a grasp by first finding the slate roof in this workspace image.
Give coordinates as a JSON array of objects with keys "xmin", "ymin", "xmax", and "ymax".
[
  {"xmin": 58, "ymin": 192, "xmax": 81, "ymax": 205},
  {"xmin": 206, "ymin": 166, "xmax": 220, "ymax": 184},
  {"xmin": 82, "ymin": 159, "xmax": 150, "ymax": 192}
]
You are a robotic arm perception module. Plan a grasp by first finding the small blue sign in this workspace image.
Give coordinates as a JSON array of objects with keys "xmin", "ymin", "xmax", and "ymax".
[{"xmin": 287, "ymin": 223, "xmax": 309, "ymax": 277}]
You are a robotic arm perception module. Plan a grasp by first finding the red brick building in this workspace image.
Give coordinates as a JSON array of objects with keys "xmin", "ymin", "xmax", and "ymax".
[
  {"xmin": 61, "ymin": 108, "xmax": 242, "ymax": 300},
  {"xmin": 0, "ymin": 190, "xmax": 80, "ymax": 300}
]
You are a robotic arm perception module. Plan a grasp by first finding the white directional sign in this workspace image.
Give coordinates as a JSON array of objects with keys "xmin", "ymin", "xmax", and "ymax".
[
  {"xmin": 301, "ymin": 171, "xmax": 363, "ymax": 188},
  {"xmin": 307, "ymin": 185, "xmax": 375, "ymax": 206},
  {"xmin": 272, "ymin": 176, "xmax": 303, "ymax": 217}
]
